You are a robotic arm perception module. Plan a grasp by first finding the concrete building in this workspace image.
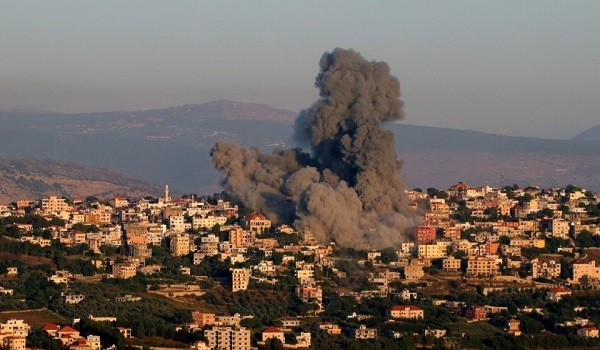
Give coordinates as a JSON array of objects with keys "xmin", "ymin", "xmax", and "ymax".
[
  {"xmin": 388, "ymin": 305, "xmax": 424, "ymax": 319},
  {"xmin": 229, "ymin": 227, "xmax": 254, "ymax": 248},
  {"xmin": 170, "ymin": 233, "xmax": 190, "ymax": 257},
  {"xmin": 112, "ymin": 263, "xmax": 137, "ymax": 279},
  {"xmin": 246, "ymin": 213, "xmax": 272, "ymax": 233},
  {"xmin": 572, "ymin": 260, "xmax": 600, "ymax": 283},
  {"xmin": 415, "ymin": 225, "xmax": 436, "ymax": 244},
  {"xmin": 0, "ymin": 319, "xmax": 30, "ymax": 338},
  {"xmin": 550, "ymin": 219, "xmax": 570, "ymax": 238},
  {"xmin": 531, "ymin": 256, "xmax": 561, "ymax": 279},
  {"xmin": 262, "ymin": 326, "xmax": 285, "ymax": 344},
  {"xmin": 443, "ymin": 257, "xmax": 462, "ymax": 272},
  {"xmin": 204, "ymin": 326, "xmax": 251, "ymax": 350},
  {"xmin": 466, "ymin": 256, "xmax": 500, "ymax": 277},
  {"xmin": 41, "ymin": 196, "xmax": 69, "ymax": 213},
  {"xmin": 418, "ymin": 242, "xmax": 447, "ymax": 259},
  {"xmin": 355, "ymin": 325, "xmax": 377, "ymax": 339},
  {"xmin": 296, "ymin": 284, "xmax": 323, "ymax": 304},
  {"xmin": 231, "ymin": 268, "xmax": 251, "ymax": 292},
  {"xmin": 192, "ymin": 312, "xmax": 216, "ymax": 327}
]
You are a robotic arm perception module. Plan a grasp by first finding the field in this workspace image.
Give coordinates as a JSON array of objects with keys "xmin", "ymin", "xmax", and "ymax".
[{"xmin": 0, "ymin": 308, "xmax": 70, "ymax": 328}]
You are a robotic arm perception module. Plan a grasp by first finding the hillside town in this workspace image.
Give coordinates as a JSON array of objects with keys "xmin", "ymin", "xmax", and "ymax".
[{"xmin": 0, "ymin": 182, "xmax": 600, "ymax": 350}]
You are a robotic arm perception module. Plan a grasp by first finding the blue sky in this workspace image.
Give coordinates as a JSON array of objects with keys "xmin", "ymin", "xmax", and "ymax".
[{"xmin": 1, "ymin": 1, "xmax": 599, "ymax": 139}]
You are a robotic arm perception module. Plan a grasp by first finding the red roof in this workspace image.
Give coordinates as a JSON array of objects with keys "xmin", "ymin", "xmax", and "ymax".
[
  {"xmin": 58, "ymin": 326, "xmax": 78, "ymax": 334},
  {"xmin": 247, "ymin": 213, "xmax": 266, "ymax": 221},
  {"xmin": 42, "ymin": 323, "xmax": 61, "ymax": 331},
  {"xmin": 391, "ymin": 305, "xmax": 422, "ymax": 311},
  {"xmin": 263, "ymin": 326, "xmax": 283, "ymax": 333},
  {"xmin": 549, "ymin": 287, "xmax": 571, "ymax": 294}
]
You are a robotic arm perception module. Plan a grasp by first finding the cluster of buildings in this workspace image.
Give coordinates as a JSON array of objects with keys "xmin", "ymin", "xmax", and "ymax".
[
  {"xmin": 1, "ymin": 181, "xmax": 600, "ymax": 348},
  {"xmin": 0, "ymin": 319, "xmax": 29, "ymax": 350},
  {"xmin": 41, "ymin": 323, "xmax": 103, "ymax": 350},
  {"xmin": 398, "ymin": 182, "xmax": 600, "ymax": 286}
]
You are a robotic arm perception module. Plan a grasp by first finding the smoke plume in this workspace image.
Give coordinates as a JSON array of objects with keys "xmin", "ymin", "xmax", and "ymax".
[{"xmin": 211, "ymin": 48, "xmax": 416, "ymax": 248}]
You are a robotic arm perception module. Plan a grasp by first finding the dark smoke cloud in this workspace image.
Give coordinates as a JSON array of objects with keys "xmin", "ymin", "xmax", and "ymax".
[{"xmin": 211, "ymin": 48, "xmax": 416, "ymax": 248}]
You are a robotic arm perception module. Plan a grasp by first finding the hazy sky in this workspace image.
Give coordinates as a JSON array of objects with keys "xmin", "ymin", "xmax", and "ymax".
[{"xmin": 1, "ymin": 1, "xmax": 599, "ymax": 139}]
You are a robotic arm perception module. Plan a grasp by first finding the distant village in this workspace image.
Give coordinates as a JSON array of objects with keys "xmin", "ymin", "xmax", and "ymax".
[{"xmin": 0, "ymin": 182, "xmax": 600, "ymax": 350}]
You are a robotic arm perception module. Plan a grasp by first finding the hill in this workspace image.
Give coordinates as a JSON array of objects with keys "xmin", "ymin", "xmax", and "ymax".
[
  {"xmin": 572, "ymin": 124, "xmax": 600, "ymax": 142},
  {"xmin": 0, "ymin": 100, "xmax": 598, "ymax": 192},
  {"xmin": 0, "ymin": 158, "xmax": 161, "ymax": 203}
]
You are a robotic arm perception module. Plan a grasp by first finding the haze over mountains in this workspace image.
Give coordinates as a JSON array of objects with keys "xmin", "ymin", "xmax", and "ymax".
[
  {"xmin": 572, "ymin": 124, "xmax": 600, "ymax": 142},
  {"xmin": 0, "ymin": 100, "xmax": 598, "ymax": 198},
  {"xmin": 0, "ymin": 158, "xmax": 161, "ymax": 203}
]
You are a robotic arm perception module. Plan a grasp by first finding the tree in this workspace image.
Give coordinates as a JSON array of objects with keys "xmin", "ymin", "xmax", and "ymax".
[
  {"xmin": 264, "ymin": 338, "xmax": 284, "ymax": 350},
  {"xmin": 426, "ymin": 188, "xmax": 448, "ymax": 199},
  {"xmin": 576, "ymin": 231, "xmax": 600, "ymax": 248},
  {"xmin": 26, "ymin": 329, "xmax": 67, "ymax": 350},
  {"xmin": 518, "ymin": 315, "xmax": 544, "ymax": 334},
  {"xmin": 271, "ymin": 252, "xmax": 284, "ymax": 265},
  {"xmin": 379, "ymin": 248, "xmax": 398, "ymax": 263}
]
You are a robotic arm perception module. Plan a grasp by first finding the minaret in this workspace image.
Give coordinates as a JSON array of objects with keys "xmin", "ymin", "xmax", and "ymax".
[{"xmin": 165, "ymin": 183, "xmax": 170, "ymax": 203}]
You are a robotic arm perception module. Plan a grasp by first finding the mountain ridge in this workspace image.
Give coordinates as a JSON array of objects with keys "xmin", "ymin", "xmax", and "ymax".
[
  {"xmin": 0, "ymin": 100, "xmax": 598, "ymax": 192},
  {"xmin": 0, "ymin": 157, "xmax": 162, "ymax": 203},
  {"xmin": 571, "ymin": 124, "xmax": 600, "ymax": 142}
]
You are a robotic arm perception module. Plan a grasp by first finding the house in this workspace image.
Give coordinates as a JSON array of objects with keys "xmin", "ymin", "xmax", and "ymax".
[
  {"xmin": 85, "ymin": 335, "xmax": 101, "ymax": 350},
  {"xmin": 415, "ymin": 226, "xmax": 437, "ymax": 244},
  {"xmin": 572, "ymin": 260, "xmax": 600, "ymax": 284},
  {"xmin": 279, "ymin": 318, "xmax": 301, "ymax": 330},
  {"xmin": 49, "ymin": 270, "xmax": 71, "ymax": 284},
  {"xmin": 466, "ymin": 256, "xmax": 500, "ymax": 277},
  {"xmin": 295, "ymin": 332, "xmax": 312, "ymax": 348},
  {"xmin": 42, "ymin": 323, "xmax": 61, "ymax": 337},
  {"xmin": 424, "ymin": 329, "xmax": 447, "ymax": 338},
  {"xmin": 68, "ymin": 337, "xmax": 93, "ymax": 350},
  {"xmin": 443, "ymin": 257, "xmax": 462, "ymax": 272},
  {"xmin": 246, "ymin": 213, "xmax": 271, "ymax": 233},
  {"xmin": 118, "ymin": 327, "xmax": 132, "ymax": 339},
  {"xmin": 577, "ymin": 326, "xmax": 599, "ymax": 338},
  {"xmin": 231, "ymin": 268, "xmax": 251, "ymax": 292},
  {"xmin": 89, "ymin": 315, "xmax": 117, "ymax": 323},
  {"xmin": 262, "ymin": 326, "xmax": 285, "ymax": 344},
  {"xmin": 57, "ymin": 326, "xmax": 80, "ymax": 345},
  {"xmin": 63, "ymin": 294, "xmax": 85, "ymax": 304},
  {"xmin": 112, "ymin": 263, "xmax": 137, "ymax": 279},
  {"xmin": 319, "ymin": 323, "xmax": 341, "ymax": 335},
  {"xmin": 466, "ymin": 306, "xmax": 487, "ymax": 321},
  {"xmin": 367, "ymin": 251, "xmax": 381, "ymax": 261},
  {"xmin": 1, "ymin": 336, "xmax": 26, "ymax": 350},
  {"xmin": 203, "ymin": 326, "xmax": 251, "ymax": 350},
  {"xmin": 0, "ymin": 286, "xmax": 13, "ymax": 295},
  {"xmin": 531, "ymin": 256, "xmax": 562, "ymax": 279},
  {"xmin": 355, "ymin": 325, "xmax": 377, "ymax": 339},
  {"xmin": 114, "ymin": 295, "xmax": 141, "ymax": 302},
  {"xmin": 399, "ymin": 289, "xmax": 417, "ymax": 301},
  {"xmin": 191, "ymin": 312, "xmax": 216, "ymax": 327},
  {"xmin": 388, "ymin": 305, "xmax": 424, "ymax": 319},
  {"xmin": 404, "ymin": 265, "xmax": 424, "ymax": 280},
  {"xmin": 547, "ymin": 287, "xmax": 571, "ymax": 302},
  {"xmin": 507, "ymin": 319, "xmax": 522, "ymax": 336},
  {"xmin": 296, "ymin": 284, "xmax": 323, "ymax": 304},
  {"xmin": 0, "ymin": 319, "xmax": 30, "ymax": 338}
]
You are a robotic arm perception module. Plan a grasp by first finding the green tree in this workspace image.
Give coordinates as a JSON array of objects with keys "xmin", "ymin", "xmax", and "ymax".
[{"xmin": 264, "ymin": 338, "xmax": 284, "ymax": 350}]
